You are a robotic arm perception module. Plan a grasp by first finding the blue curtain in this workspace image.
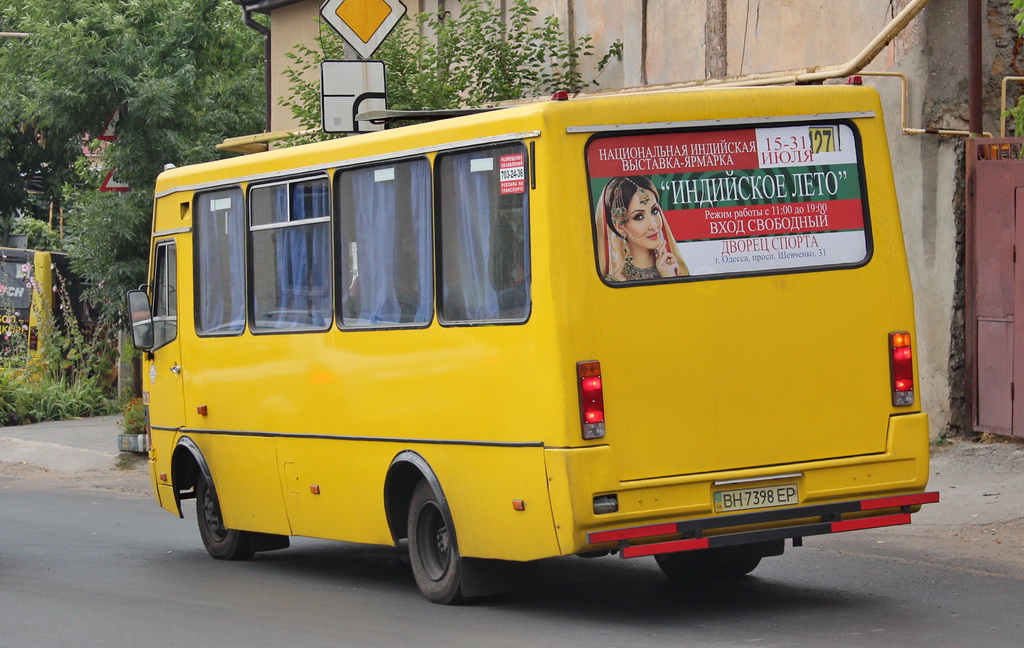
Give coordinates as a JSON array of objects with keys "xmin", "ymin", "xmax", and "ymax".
[
  {"xmin": 265, "ymin": 181, "xmax": 330, "ymax": 329},
  {"xmin": 272, "ymin": 185, "xmax": 296, "ymax": 321},
  {"xmin": 307, "ymin": 182, "xmax": 331, "ymax": 326}
]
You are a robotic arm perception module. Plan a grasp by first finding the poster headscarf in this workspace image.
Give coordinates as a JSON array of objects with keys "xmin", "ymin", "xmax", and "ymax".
[{"xmin": 594, "ymin": 176, "xmax": 688, "ymax": 281}]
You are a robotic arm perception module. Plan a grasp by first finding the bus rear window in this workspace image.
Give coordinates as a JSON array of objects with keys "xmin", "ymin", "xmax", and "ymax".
[{"xmin": 586, "ymin": 123, "xmax": 869, "ymax": 283}]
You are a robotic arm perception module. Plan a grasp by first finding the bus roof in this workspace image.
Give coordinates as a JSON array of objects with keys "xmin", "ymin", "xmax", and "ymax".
[{"xmin": 155, "ymin": 84, "xmax": 882, "ymax": 198}]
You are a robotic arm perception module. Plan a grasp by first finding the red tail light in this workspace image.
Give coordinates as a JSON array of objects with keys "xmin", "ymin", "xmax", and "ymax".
[
  {"xmin": 889, "ymin": 331, "xmax": 914, "ymax": 406},
  {"xmin": 577, "ymin": 360, "xmax": 606, "ymax": 439}
]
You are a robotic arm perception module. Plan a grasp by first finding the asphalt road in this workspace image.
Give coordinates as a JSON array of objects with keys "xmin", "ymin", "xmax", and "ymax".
[{"xmin": 2, "ymin": 470, "xmax": 1023, "ymax": 648}]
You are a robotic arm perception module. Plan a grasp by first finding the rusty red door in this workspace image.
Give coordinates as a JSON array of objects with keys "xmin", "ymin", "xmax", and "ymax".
[{"xmin": 968, "ymin": 138, "xmax": 1024, "ymax": 437}]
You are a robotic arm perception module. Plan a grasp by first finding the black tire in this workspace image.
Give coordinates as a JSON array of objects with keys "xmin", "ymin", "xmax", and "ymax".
[
  {"xmin": 718, "ymin": 555, "xmax": 762, "ymax": 577},
  {"xmin": 407, "ymin": 480, "xmax": 464, "ymax": 604},
  {"xmin": 655, "ymin": 548, "xmax": 761, "ymax": 581},
  {"xmin": 196, "ymin": 471, "xmax": 255, "ymax": 561}
]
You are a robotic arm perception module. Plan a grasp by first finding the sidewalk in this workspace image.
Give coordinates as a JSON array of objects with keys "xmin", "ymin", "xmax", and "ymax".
[
  {"xmin": 0, "ymin": 416, "xmax": 1022, "ymax": 533},
  {"xmin": 924, "ymin": 438, "xmax": 1024, "ymax": 527},
  {"xmin": 0, "ymin": 415, "xmax": 122, "ymax": 472}
]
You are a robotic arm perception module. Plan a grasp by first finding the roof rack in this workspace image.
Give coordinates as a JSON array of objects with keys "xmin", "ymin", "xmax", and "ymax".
[{"xmin": 355, "ymin": 107, "xmax": 506, "ymax": 125}]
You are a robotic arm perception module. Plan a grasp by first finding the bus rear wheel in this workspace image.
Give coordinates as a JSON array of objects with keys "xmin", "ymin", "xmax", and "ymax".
[
  {"xmin": 196, "ymin": 472, "xmax": 255, "ymax": 561},
  {"xmin": 407, "ymin": 480, "xmax": 464, "ymax": 604}
]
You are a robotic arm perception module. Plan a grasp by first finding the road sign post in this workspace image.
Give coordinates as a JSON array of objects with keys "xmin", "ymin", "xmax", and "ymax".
[
  {"xmin": 321, "ymin": 60, "xmax": 387, "ymax": 133},
  {"xmin": 320, "ymin": 0, "xmax": 407, "ymax": 60}
]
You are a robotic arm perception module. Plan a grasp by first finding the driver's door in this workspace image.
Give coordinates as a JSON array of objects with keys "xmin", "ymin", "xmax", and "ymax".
[{"xmin": 144, "ymin": 238, "xmax": 185, "ymax": 437}]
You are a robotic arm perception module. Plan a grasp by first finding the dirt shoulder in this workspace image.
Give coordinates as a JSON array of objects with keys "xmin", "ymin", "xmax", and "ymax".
[{"xmin": 0, "ymin": 455, "xmax": 152, "ymax": 499}]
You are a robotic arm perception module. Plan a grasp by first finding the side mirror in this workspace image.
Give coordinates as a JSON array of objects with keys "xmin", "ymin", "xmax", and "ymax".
[{"xmin": 126, "ymin": 289, "xmax": 154, "ymax": 350}]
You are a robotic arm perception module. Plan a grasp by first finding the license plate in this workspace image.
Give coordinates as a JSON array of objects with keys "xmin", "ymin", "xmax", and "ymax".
[{"xmin": 713, "ymin": 483, "xmax": 799, "ymax": 513}]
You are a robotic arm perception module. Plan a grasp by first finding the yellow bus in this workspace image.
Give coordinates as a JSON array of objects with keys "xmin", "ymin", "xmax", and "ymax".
[
  {"xmin": 1, "ymin": 247, "xmax": 95, "ymax": 358},
  {"xmin": 127, "ymin": 84, "xmax": 937, "ymax": 604}
]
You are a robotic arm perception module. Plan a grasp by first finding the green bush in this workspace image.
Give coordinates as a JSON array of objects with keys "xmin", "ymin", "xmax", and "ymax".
[
  {"xmin": 0, "ymin": 268, "xmax": 116, "ymax": 427},
  {"xmin": 118, "ymin": 397, "xmax": 146, "ymax": 435},
  {"xmin": 11, "ymin": 218, "xmax": 62, "ymax": 252}
]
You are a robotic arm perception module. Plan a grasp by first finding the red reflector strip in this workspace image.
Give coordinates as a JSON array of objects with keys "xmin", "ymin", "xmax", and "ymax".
[
  {"xmin": 831, "ymin": 513, "xmax": 910, "ymax": 533},
  {"xmin": 588, "ymin": 522, "xmax": 677, "ymax": 544},
  {"xmin": 860, "ymin": 491, "xmax": 940, "ymax": 511},
  {"xmin": 622, "ymin": 537, "xmax": 710, "ymax": 559}
]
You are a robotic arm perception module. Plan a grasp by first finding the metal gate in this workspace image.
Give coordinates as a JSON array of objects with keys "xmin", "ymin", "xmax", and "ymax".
[{"xmin": 967, "ymin": 138, "xmax": 1024, "ymax": 437}]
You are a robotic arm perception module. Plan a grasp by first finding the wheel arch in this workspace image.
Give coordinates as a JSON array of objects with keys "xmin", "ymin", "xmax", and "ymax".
[
  {"xmin": 170, "ymin": 435, "xmax": 214, "ymax": 519},
  {"xmin": 384, "ymin": 450, "xmax": 453, "ymax": 547}
]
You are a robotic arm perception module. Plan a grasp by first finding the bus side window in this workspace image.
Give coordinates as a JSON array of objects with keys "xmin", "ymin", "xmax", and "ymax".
[
  {"xmin": 152, "ymin": 241, "xmax": 177, "ymax": 351},
  {"xmin": 335, "ymin": 158, "xmax": 433, "ymax": 328},
  {"xmin": 437, "ymin": 144, "xmax": 530, "ymax": 324},
  {"xmin": 195, "ymin": 188, "xmax": 246, "ymax": 336},
  {"xmin": 249, "ymin": 177, "xmax": 332, "ymax": 332}
]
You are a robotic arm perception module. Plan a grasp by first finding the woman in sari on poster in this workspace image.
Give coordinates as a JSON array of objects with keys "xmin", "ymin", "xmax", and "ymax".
[{"xmin": 595, "ymin": 175, "xmax": 688, "ymax": 282}]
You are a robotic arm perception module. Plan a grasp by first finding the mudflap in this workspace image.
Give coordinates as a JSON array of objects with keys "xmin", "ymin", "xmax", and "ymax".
[
  {"xmin": 461, "ymin": 558, "xmax": 536, "ymax": 598},
  {"xmin": 250, "ymin": 532, "xmax": 290, "ymax": 553}
]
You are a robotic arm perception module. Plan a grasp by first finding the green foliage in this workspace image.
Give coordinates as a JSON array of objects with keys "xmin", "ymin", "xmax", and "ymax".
[
  {"xmin": 118, "ymin": 397, "xmax": 146, "ymax": 435},
  {"xmin": 0, "ymin": 0, "xmax": 266, "ymax": 321},
  {"xmin": 1011, "ymin": 0, "xmax": 1024, "ymax": 135},
  {"xmin": 63, "ymin": 189, "xmax": 152, "ymax": 324},
  {"xmin": 0, "ymin": 112, "xmax": 74, "ymax": 240},
  {"xmin": 11, "ymin": 218, "xmax": 62, "ymax": 251},
  {"xmin": 0, "ymin": 267, "xmax": 116, "ymax": 426},
  {"xmin": 0, "ymin": 370, "xmax": 111, "ymax": 427},
  {"xmin": 279, "ymin": 0, "xmax": 622, "ymax": 143}
]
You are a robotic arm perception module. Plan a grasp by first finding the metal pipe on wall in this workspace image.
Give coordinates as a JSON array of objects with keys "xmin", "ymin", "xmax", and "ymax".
[
  {"xmin": 242, "ymin": 7, "xmax": 272, "ymax": 133},
  {"xmin": 607, "ymin": 0, "xmax": 934, "ymax": 92},
  {"xmin": 968, "ymin": 0, "xmax": 983, "ymax": 136}
]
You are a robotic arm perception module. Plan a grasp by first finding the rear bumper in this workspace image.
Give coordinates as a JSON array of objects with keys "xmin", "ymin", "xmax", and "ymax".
[
  {"xmin": 589, "ymin": 491, "xmax": 939, "ymax": 558},
  {"xmin": 545, "ymin": 412, "xmax": 931, "ymax": 556}
]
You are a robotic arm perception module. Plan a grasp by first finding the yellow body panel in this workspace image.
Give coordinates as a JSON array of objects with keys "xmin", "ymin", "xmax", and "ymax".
[{"xmin": 142, "ymin": 84, "xmax": 928, "ymax": 562}]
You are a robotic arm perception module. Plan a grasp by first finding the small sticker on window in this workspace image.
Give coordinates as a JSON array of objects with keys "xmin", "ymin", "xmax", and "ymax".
[
  {"xmin": 209, "ymin": 197, "xmax": 232, "ymax": 211},
  {"xmin": 374, "ymin": 167, "xmax": 395, "ymax": 182},
  {"xmin": 499, "ymin": 154, "xmax": 526, "ymax": 194},
  {"xmin": 470, "ymin": 158, "xmax": 494, "ymax": 173}
]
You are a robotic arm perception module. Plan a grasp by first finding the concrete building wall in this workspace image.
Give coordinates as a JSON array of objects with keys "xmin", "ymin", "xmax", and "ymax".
[
  {"xmin": 267, "ymin": 1, "xmax": 322, "ymax": 133},
  {"xmin": 259, "ymin": 0, "xmax": 1022, "ymax": 438}
]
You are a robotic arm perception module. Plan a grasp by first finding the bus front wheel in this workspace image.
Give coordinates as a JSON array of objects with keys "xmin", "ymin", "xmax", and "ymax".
[
  {"xmin": 196, "ymin": 472, "xmax": 255, "ymax": 561},
  {"xmin": 407, "ymin": 480, "xmax": 464, "ymax": 604}
]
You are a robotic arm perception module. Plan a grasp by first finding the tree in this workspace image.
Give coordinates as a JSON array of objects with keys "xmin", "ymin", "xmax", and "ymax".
[
  {"xmin": 0, "ymin": 0, "xmax": 265, "ymax": 321},
  {"xmin": 279, "ymin": 0, "xmax": 622, "ymax": 142}
]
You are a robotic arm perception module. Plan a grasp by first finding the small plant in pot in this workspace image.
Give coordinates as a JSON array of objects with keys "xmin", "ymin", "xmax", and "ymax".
[{"xmin": 117, "ymin": 397, "xmax": 148, "ymax": 453}]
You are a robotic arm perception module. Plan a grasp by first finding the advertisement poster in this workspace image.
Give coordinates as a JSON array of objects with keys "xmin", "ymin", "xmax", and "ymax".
[
  {"xmin": 0, "ymin": 260, "xmax": 31, "ymax": 343},
  {"xmin": 587, "ymin": 123, "xmax": 868, "ymax": 282}
]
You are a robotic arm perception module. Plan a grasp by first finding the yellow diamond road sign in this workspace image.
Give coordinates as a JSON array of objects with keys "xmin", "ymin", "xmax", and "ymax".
[{"xmin": 321, "ymin": 0, "xmax": 407, "ymax": 60}]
